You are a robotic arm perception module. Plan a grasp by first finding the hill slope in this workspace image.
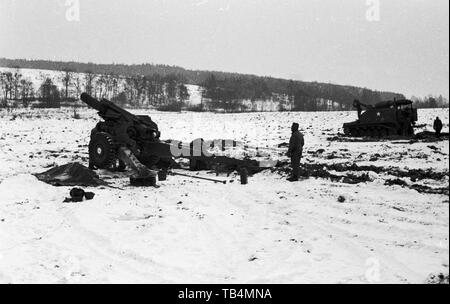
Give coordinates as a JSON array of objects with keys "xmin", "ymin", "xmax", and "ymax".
[{"xmin": 0, "ymin": 58, "xmax": 405, "ymax": 111}]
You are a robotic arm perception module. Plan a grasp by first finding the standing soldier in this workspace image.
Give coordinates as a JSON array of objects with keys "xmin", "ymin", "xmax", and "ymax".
[
  {"xmin": 287, "ymin": 122, "xmax": 304, "ymax": 182},
  {"xmin": 433, "ymin": 117, "xmax": 443, "ymax": 138}
]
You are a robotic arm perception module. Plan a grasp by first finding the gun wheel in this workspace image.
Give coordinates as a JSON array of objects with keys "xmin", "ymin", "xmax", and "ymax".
[{"xmin": 89, "ymin": 132, "xmax": 117, "ymax": 169}]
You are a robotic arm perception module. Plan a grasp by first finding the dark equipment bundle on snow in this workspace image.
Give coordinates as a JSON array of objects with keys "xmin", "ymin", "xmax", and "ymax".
[
  {"xmin": 343, "ymin": 99, "xmax": 418, "ymax": 137},
  {"xmin": 35, "ymin": 162, "xmax": 107, "ymax": 187},
  {"xmin": 63, "ymin": 188, "xmax": 96, "ymax": 203}
]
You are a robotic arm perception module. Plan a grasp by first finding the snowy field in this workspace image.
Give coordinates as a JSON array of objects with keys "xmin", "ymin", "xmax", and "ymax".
[{"xmin": 0, "ymin": 107, "xmax": 448, "ymax": 283}]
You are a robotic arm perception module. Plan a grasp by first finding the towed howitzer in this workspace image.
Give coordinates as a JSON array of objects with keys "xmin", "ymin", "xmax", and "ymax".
[
  {"xmin": 81, "ymin": 93, "xmax": 170, "ymax": 171},
  {"xmin": 81, "ymin": 93, "xmax": 274, "ymax": 184}
]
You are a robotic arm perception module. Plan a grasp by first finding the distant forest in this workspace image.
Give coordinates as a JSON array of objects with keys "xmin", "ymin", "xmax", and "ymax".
[{"xmin": 0, "ymin": 58, "xmax": 447, "ymax": 111}]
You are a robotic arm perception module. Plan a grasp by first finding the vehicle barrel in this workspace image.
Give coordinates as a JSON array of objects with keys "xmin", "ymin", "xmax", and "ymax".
[{"xmin": 80, "ymin": 93, "xmax": 106, "ymax": 112}]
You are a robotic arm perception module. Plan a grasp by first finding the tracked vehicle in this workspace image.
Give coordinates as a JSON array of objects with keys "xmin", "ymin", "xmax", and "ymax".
[{"xmin": 343, "ymin": 99, "xmax": 418, "ymax": 137}]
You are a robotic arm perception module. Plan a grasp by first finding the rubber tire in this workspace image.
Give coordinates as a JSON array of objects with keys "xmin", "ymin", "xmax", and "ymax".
[
  {"xmin": 407, "ymin": 126, "xmax": 414, "ymax": 137},
  {"xmin": 376, "ymin": 128, "xmax": 383, "ymax": 138},
  {"xmin": 89, "ymin": 132, "xmax": 117, "ymax": 169}
]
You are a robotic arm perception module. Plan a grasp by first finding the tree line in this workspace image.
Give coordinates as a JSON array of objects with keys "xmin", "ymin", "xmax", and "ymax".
[
  {"xmin": 199, "ymin": 74, "xmax": 411, "ymax": 112},
  {"xmin": 0, "ymin": 68, "xmax": 190, "ymax": 110},
  {"xmin": 411, "ymin": 95, "xmax": 448, "ymax": 109},
  {"xmin": 0, "ymin": 58, "xmax": 447, "ymax": 111}
]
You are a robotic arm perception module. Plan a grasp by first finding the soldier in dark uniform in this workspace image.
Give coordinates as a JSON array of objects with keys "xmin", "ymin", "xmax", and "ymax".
[
  {"xmin": 287, "ymin": 123, "xmax": 304, "ymax": 182},
  {"xmin": 433, "ymin": 117, "xmax": 443, "ymax": 138}
]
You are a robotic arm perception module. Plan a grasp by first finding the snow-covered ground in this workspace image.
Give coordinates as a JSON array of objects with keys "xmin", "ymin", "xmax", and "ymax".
[{"xmin": 0, "ymin": 108, "xmax": 448, "ymax": 283}]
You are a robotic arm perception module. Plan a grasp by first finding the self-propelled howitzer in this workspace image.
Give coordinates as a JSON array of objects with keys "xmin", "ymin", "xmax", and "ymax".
[{"xmin": 343, "ymin": 99, "xmax": 418, "ymax": 137}]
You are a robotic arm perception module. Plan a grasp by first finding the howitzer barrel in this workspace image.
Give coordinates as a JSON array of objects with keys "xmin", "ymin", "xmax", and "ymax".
[
  {"xmin": 81, "ymin": 93, "xmax": 106, "ymax": 112},
  {"xmin": 80, "ymin": 93, "xmax": 149, "ymax": 126}
]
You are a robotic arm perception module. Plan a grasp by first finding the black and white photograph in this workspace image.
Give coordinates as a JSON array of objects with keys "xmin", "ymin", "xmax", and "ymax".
[{"xmin": 0, "ymin": 0, "xmax": 448, "ymax": 287}]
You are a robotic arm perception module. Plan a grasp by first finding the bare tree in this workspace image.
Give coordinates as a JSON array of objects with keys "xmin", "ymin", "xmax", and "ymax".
[
  {"xmin": 96, "ymin": 74, "xmax": 115, "ymax": 99},
  {"xmin": 60, "ymin": 69, "xmax": 75, "ymax": 100},
  {"xmin": 20, "ymin": 79, "xmax": 34, "ymax": 107},
  {"xmin": 110, "ymin": 74, "xmax": 120, "ymax": 99},
  {"xmin": 84, "ymin": 71, "xmax": 96, "ymax": 96},
  {"xmin": 145, "ymin": 75, "xmax": 164, "ymax": 106},
  {"xmin": 40, "ymin": 78, "xmax": 61, "ymax": 108},
  {"xmin": 72, "ymin": 73, "xmax": 83, "ymax": 99},
  {"xmin": 124, "ymin": 77, "xmax": 137, "ymax": 106},
  {"xmin": 102, "ymin": 74, "xmax": 115, "ymax": 99},
  {"xmin": 12, "ymin": 69, "xmax": 23, "ymax": 100},
  {"xmin": 0, "ymin": 73, "xmax": 6, "ymax": 107},
  {"xmin": 123, "ymin": 75, "xmax": 147, "ymax": 107},
  {"xmin": 1, "ymin": 72, "xmax": 13, "ymax": 105},
  {"xmin": 178, "ymin": 83, "xmax": 190, "ymax": 104}
]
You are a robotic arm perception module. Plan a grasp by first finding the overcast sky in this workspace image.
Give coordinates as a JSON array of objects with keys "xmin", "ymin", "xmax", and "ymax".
[{"xmin": 0, "ymin": 0, "xmax": 448, "ymax": 98}]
